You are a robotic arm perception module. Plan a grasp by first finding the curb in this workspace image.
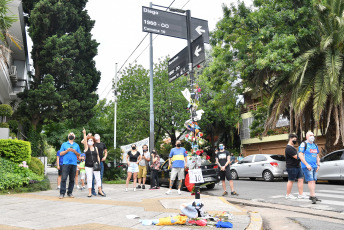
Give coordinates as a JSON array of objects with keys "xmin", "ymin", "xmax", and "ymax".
[{"xmin": 245, "ymin": 211, "xmax": 263, "ymax": 230}]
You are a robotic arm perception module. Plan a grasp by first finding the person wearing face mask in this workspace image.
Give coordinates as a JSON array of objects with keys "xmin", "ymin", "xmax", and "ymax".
[
  {"xmin": 91, "ymin": 134, "xmax": 107, "ymax": 196},
  {"xmin": 298, "ymin": 131, "xmax": 321, "ymax": 204},
  {"xmin": 82, "ymin": 128, "xmax": 105, "ymax": 197},
  {"xmin": 58, "ymin": 132, "xmax": 81, "ymax": 199},
  {"xmin": 150, "ymin": 149, "xmax": 161, "ymax": 189},
  {"xmin": 125, "ymin": 144, "xmax": 142, "ymax": 192},
  {"xmin": 166, "ymin": 140, "xmax": 188, "ymax": 195},
  {"xmin": 215, "ymin": 143, "xmax": 238, "ymax": 196},
  {"xmin": 137, "ymin": 144, "xmax": 150, "ymax": 189},
  {"xmin": 78, "ymin": 155, "xmax": 86, "ymax": 190},
  {"xmin": 285, "ymin": 134, "xmax": 308, "ymax": 200}
]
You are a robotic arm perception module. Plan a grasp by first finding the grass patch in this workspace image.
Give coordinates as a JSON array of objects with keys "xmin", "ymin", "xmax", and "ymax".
[
  {"xmin": 103, "ymin": 180, "xmax": 128, "ymax": 184},
  {"xmin": 0, "ymin": 176, "xmax": 51, "ymax": 195}
]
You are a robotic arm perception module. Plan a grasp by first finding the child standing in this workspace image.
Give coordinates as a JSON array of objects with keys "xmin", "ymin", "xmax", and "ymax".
[{"xmin": 78, "ymin": 155, "xmax": 86, "ymax": 190}]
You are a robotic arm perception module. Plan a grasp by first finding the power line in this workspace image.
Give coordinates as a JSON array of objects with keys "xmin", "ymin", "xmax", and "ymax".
[{"xmin": 101, "ymin": 0, "xmax": 192, "ymax": 99}]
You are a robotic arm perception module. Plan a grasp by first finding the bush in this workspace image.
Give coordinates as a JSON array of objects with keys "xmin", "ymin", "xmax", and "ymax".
[
  {"xmin": 0, "ymin": 122, "xmax": 9, "ymax": 128},
  {"xmin": 0, "ymin": 157, "xmax": 43, "ymax": 191},
  {"xmin": 28, "ymin": 157, "xmax": 44, "ymax": 176},
  {"xmin": 0, "ymin": 139, "xmax": 31, "ymax": 164},
  {"xmin": 103, "ymin": 166, "xmax": 126, "ymax": 181}
]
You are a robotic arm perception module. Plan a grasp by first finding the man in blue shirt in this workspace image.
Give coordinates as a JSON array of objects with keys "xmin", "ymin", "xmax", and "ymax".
[
  {"xmin": 299, "ymin": 131, "xmax": 321, "ymax": 204},
  {"xmin": 59, "ymin": 132, "xmax": 81, "ymax": 199},
  {"xmin": 166, "ymin": 140, "xmax": 188, "ymax": 195}
]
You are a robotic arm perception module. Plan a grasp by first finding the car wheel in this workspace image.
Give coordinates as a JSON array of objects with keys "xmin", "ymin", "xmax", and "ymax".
[
  {"xmin": 249, "ymin": 177, "xmax": 256, "ymax": 181},
  {"xmin": 263, "ymin": 170, "xmax": 274, "ymax": 182},
  {"xmin": 231, "ymin": 170, "xmax": 239, "ymax": 180},
  {"xmin": 206, "ymin": 183, "xmax": 216, "ymax": 189},
  {"xmin": 283, "ymin": 177, "xmax": 288, "ymax": 181}
]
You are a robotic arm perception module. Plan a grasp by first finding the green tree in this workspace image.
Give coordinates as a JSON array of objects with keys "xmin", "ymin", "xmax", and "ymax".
[
  {"xmin": 267, "ymin": 0, "xmax": 344, "ymax": 153},
  {"xmin": 18, "ymin": 0, "xmax": 100, "ymax": 131}
]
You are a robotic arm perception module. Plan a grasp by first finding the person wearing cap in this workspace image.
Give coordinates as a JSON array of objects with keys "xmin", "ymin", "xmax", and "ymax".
[
  {"xmin": 59, "ymin": 132, "xmax": 81, "ymax": 199},
  {"xmin": 91, "ymin": 134, "xmax": 107, "ymax": 196}
]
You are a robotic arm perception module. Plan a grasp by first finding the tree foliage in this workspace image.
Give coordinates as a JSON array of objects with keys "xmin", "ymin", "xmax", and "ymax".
[{"xmin": 18, "ymin": 0, "xmax": 100, "ymax": 131}]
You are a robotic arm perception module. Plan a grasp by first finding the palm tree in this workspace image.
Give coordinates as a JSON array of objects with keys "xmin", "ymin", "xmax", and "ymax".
[{"xmin": 266, "ymin": 0, "xmax": 344, "ymax": 153}]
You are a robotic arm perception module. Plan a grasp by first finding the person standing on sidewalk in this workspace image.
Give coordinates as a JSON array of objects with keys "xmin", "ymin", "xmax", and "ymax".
[
  {"xmin": 215, "ymin": 143, "xmax": 238, "ymax": 196},
  {"xmin": 150, "ymin": 149, "xmax": 161, "ymax": 189},
  {"xmin": 56, "ymin": 150, "xmax": 63, "ymax": 190},
  {"xmin": 78, "ymin": 154, "xmax": 86, "ymax": 190},
  {"xmin": 91, "ymin": 134, "xmax": 107, "ymax": 196},
  {"xmin": 285, "ymin": 134, "xmax": 308, "ymax": 199},
  {"xmin": 166, "ymin": 140, "xmax": 188, "ymax": 195},
  {"xmin": 125, "ymin": 144, "xmax": 142, "ymax": 192},
  {"xmin": 59, "ymin": 132, "xmax": 81, "ymax": 199},
  {"xmin": 137, "ymin": 144, "xmax": 150, "ymax": 189},
  {"xmin": 298, "ymin": 131, "xmax": 321, "ymax": 204},
  {"xmin": 83, "ymin": 128, "xmax": 105, "ymax": 197}
]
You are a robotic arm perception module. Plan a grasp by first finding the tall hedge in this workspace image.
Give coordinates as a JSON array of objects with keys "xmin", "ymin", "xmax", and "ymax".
[
  {"xmin": 0, "ymin": 139, "xmax": 31, "ymax": 164},
  {"xmin": 28, "ymin": 157, "xmax": 44, "ymax": 176}
]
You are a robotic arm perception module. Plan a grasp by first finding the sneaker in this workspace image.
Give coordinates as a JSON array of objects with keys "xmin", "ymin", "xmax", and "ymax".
[
  {"xmin": 222, "ymin": 191, "xmax": 228, "ymax": 196},
  {"xmin": 142, "ymin": 185, "xmax": 145, "ymax": 189},
  {"xmin": 309, "ymin": 196, "xmax": 321, "ymax": 202},
  {"xmin": 125, "ymin": 188, "xmax": 128, "ymax": 192},
  {"xmin": 178, "ymin": 189, "xmax": 181, "ymax": 195},
  {"xmin": 310, "ymin": 196, "xmax": 317, "ymax": 204},
  {"xmin": 166, "ymin": 189, "xmax": 172, "ymax": 195},
  {"xmin": 92, "ymin": 192, "xmax": 97, "ymax": 196},
  {"xmin": 231, "ymin": 191, "xmax": 239, "ymax": 196},
  {"xmin": 82, "ymin": 186, "xmax": 86, "ymax": 190},
  {"xmin": 134, "ymin": 188, "xmax": 136, "ymax": 192},
  {"xmin": 67, "ymin": 193, "xmax": 74, "ymax": 198},
  {"xmin": 298, "ymin": 194, "xmax": 308, "ymax": 199},
  {"xmin": 59, "ymin": 194, "xmax": 64, "ymax": 199},
  {"xmin": 137, "ymin": 185, "xmax": 141, "ymax": 189},
  {"xmin": 56, "ymin": 186, "xmax": 60, "ymax": 190},
  {"xmin": 286, "ymin": 194, "xmax": 297, "ymax": 199},
  {"xmin": 76, "ymin": 185, "xmax": 81, "ymax": 190}
]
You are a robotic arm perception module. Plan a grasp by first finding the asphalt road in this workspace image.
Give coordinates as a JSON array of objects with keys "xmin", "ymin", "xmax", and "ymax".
[{"xmin": 202, "ymin": 178, "xmax": 344, "ymax": 213}]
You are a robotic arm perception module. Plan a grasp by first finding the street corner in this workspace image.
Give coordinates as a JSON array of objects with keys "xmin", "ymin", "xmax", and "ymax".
[{"xmin": 246, "ymin": 212, "xmax": 263, "ymax": 230}]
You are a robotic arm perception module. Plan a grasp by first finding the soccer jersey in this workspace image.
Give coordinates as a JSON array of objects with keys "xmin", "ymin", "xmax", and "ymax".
[
  {"xmin": 169, "ymin": 147, "xmax": 187, "ymax": 168},
  {"xmin": 298, "ymin": 142, "xmax": 319, "ymax": 168}
]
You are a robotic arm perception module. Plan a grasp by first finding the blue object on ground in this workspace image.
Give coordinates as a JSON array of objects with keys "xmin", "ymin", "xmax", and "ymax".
[{"xmin": 216, "ymin": 221, "xmax": 233, "ymax": 228}]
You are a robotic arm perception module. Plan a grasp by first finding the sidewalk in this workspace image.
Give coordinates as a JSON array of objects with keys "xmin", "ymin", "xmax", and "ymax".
[{"xmin": 0, "ymin": 170, "xmax": 262, "ymax": 229}]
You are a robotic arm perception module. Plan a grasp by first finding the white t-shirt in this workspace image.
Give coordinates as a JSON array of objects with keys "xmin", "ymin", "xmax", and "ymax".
[{"xmin": 139, "ymin": 151, "xmax": 150, "ymax": 166}]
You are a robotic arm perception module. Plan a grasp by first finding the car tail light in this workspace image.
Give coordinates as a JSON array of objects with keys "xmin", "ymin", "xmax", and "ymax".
[
  {"xmin": 213, "ymin": 165, "xmax": 218, "ymax": 169},
  {"xmin": 270, "ymin": 162, "xmax": 278, "ymax": 167}
]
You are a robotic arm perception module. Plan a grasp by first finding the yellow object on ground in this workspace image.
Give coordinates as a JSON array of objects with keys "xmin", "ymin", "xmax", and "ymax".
[{"xmin": 156, "ymin": 215, "xmax": 188, "ymax": 226}]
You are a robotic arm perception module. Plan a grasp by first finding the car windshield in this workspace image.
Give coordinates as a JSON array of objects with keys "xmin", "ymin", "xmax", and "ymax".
[{"xmin": 270, "ymin": 155, "xmax": 286, "ymax": 161}]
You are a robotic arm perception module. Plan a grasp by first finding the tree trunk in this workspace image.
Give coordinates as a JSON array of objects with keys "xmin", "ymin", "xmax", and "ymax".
[{"xmin": 324, "ymin": 114, "xmax": 343, "ymax": 156}]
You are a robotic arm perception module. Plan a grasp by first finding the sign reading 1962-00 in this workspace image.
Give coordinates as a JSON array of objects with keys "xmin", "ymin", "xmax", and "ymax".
[
  {"xmin": 142, "ymin": 7, "xmax": 209, "ymax": 43},
  {"xmin": 168, "ymin": 35, "xmax": 205, "ymax": 83}
]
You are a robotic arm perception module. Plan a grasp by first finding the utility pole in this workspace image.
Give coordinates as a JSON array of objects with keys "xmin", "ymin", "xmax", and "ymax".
[
  {"xmin": 114, "ymin": 63, "xmax": 118, "ymax": 165},
  {"xmin": 149, "ymin": 2, "xmax": 155, "ymax": 153}
]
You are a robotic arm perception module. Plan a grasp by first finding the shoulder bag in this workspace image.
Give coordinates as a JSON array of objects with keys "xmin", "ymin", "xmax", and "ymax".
[{"xmin": 91, "ymin": 147, "xmax": 101, "ymax": 171}]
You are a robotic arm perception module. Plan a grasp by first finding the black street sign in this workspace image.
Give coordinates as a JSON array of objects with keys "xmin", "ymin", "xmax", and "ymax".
[
  {"xmin": 168, "ymin": 36, "xmax": 205, "ymax": 83},
  {"xmin": 142, "ymin": 6, "xmax": 209, "ymax": 43}
]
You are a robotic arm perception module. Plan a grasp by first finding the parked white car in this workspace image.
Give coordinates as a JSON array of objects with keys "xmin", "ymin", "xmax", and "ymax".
[
  {"xmin": 318, "ymin": 150, "xmax": 344, "ymax": 183},
  {"xmin": 230, "ymin": 154, "xmax": 287, "ymax": 181}
]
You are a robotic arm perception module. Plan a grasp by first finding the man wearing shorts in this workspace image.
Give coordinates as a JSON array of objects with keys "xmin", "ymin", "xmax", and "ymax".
[
  {"xmin": 215, "ymin": 143, "xmax": 238, "ymax": 196},
  {"xmin": 166, "ymin": 140, "xmax": 187, "ymax": 195},
  {"xmin": 56, "ymin": 150, "xmax": 64, "ymax": 189},
  {"xmin": 299, "ymin": 131, "xmax": 321, "ymax": 204},
  {"xmin": 285, "ymin": 134, "xmax": 308, "ymax": 199}
]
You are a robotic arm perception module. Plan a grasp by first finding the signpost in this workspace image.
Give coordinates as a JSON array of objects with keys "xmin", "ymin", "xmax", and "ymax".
[
  {"xmin": 168, "ymin": 35, "xmax": 205, "ymax": 83},
  {"xmin": 142, "ymin": 6, "xmax": 209, "ymax": 43}
]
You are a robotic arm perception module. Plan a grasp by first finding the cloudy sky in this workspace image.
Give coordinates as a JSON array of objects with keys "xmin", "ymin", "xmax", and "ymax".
[{"xmin": 85, "ymin": 0, "xmax": 253, "ymax": 101}]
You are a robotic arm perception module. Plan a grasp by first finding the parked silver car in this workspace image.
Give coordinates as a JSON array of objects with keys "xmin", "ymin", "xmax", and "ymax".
[
  {"xmin": 318, "ymin": 150, "xmax": 344, "ymax": 183},
  {"xmin": 230, "ymin": 154, "xmax": 287, "ymax": 181}
]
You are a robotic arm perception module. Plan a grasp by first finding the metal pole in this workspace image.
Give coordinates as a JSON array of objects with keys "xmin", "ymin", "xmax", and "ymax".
[
  {"xmin": 186, "ymin": 9, "xmax": 200, "ymax": 202},
  {"xmin": 149, "ymin": 2, "xmax": 155, "ymax": 153},
  {"xmin": 114, "ymin": 63, "xmax": 118, "ymax": 165}
]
